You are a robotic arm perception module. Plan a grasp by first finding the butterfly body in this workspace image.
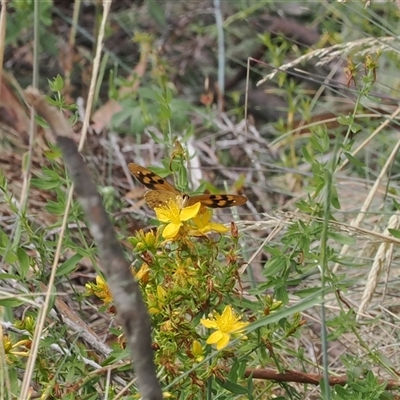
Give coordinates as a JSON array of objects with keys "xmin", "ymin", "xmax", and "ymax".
[{"xmin": 128, "ymin": 163, "xmax": 247, "ymax": 209}]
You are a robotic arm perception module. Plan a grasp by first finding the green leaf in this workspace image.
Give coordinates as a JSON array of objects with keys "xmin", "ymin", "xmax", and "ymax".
[
  {"xmin": 263, "ymin": 256, "xmax": 286, "ymax": 277},
  {"xmin": 56, "ymin": 253, "xmax": 83, "ymax": 276},
  {"xmin": 0, "ymin": 298, "xmax": 25, "ymax": 307},
  {"xmin": 388, "ymin": 228, "xmax": 400, "ymax": 239},
  {"xmin": 30, "ymin": 178, "xmax": 60, "ymax": 190},
  {"xmin": 0, "ymin": 273, "xmax": 20, "ymax": 280},
  {"xmin": 17, "ymin": 247, "xmax": 30, "ymax": 278},
  {"xmin": 330, "ymin": 185, "xmax": 341, "ymax": 210},
  {"xmin": 296, "ymin": 287, "xmax": 325, "ymax": 298},
  {"xmin": 147, "ymin": 1, "xmax": 167, "ymax": 27},
  {"xmin": 275, "ymin": 286, "xmax": 289, "ymax": 303},
  {"xmin": 302, "ymin": 146, "xmax": 313, "ymax": 163},
  {"xmin": 375, "ymin": 351, "xmax": 395, "ymax": 369},
  {"xmin": 44, "ymin": 146, "xmax": 62, "ymax": 160},
  {"xmin": 393, "ymin": 198, "xmax": 400, "ymax": 211},
  {"xmin": 228, "ymin": 360, "xmax": 240, "ymax": 381},
  {"xmin": 1, "ymin": 249, "xmax": 17, "ymax": 264},
  {"xmin": 310, "ymin": 127, "xmax": 329, "ymax": 153},
  {"xmin": 349, "ymin": 122, "xmax": 362, "ymax": 134},
  {"xmin": 337, "ymin": 113, "xmax": 354, "ymax": 126},
  {"xmin": 247, "ymin": 287, "xmax": 329, "ymax": 331},
  {"xmin": 216, "ymin": 378, "xmax": 248, "ymax": 394},
  {"xmin": 343, "ymin": 152, "xmax": 364, "ymax": 168},
  {"xmin": 34, "ymin": 115, "xmax": 49, "ymax": 128},
  {"xmin": 158, "ymin": 101, "xmax": 172, "ymax": 122},
  {"xmin": 111, "ymin": 106, "xmax": 135, "ymax": 128},
  {"xmin": 45, "ymin": 199, "xmax": 67, "ymax": 215},
  {"xmin": 328, "ymin": 232, "xmax": 356, "ymax": 245},
  {"xmin": 49, "ymin": 74, "xmax": 64, "ymax": 92}
]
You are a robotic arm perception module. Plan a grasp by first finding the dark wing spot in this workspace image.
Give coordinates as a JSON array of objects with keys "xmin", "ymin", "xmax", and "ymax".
[{"xmin": 140, "ymin": 174, "xmax": 165, "ymax": 190}]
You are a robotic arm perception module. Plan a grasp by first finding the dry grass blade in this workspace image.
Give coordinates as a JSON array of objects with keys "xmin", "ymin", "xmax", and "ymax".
[
  {"xmin": 357, "ymin": 213, "xmax": 400, "ymax": 320},
  {"xmin": 333, "ymin": 132, "xmax": 400, "ymax": 273},
  {"xmin": 257, "ymin": 36, "xmax": 397, "ymax": 86},
  {"xmin": 20, "ymin": 2, "xmax": 114, "ymax": 398}
]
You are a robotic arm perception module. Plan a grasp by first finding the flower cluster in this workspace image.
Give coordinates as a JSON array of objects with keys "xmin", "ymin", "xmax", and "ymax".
[{"xmin": 85, "ymin": 185, "xmax": 256, "ymax": 392}]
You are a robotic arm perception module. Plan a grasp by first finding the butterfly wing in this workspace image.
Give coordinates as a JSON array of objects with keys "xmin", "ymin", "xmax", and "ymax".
[
  {"xmin": 187, "ymin": 194, "xmax": 247, "ymax": 208},
  {"xmin": 144, "ymin": 190, "xmax": 182, "ymax": 209},
  {"xmin": 128, "ymin": 163, "xmax": 179, "ymax": 193},
  {"xmin": 129, "ymin": 163, "xmax": 247, "ymax": 209}
]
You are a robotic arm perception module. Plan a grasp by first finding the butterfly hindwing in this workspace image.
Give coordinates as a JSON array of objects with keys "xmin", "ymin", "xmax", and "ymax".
[
  {"xmin": 144, "ymin": 190, "xmax": 182, "ymax": 209},
  {"xmin": 187, "ymin": 194, "xmax": 248, "ymax": 208}
]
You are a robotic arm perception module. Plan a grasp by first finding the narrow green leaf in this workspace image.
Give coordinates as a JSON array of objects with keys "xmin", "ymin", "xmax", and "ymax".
[
  {"xmin": 0, "ymin": 273, "xmax": 20, "ymax": 280},
  {"xmin": 0, "ymin": 298, "xmax": 25, "ymax": 307},
  {"xmin": 388, "ymin": 228, "xmax": 400, "ymax": 239},
  {"xmin": 343, "ymin": 152, "xmax": 364, "ymax": 168},
  {"xmin": 302, "ymin": 146, "xmax": 313, "ymax": 163},
  {"xmin": 264, "ymin": 256, "xmax": 285, "ymax": 277},
  {"xmin": 56, "ymin": 253, "xmax": 83, "ymax": 276},
  {"xmin": 328, "ymin": 232, "xmax": 356, "ymax": 245},
  {"xmin": 30, "ymin": 179, "xmax": 60, "ymax": 190},
  {"xmin": 216, "ymin": 378, "xmax": 248, "ymax": 394},
  {"xmin": 17, "ymin": 247, "xmax": 30, "ymax": 278}
]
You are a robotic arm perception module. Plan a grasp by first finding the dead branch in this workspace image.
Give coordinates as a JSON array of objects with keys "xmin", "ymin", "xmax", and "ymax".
[
  {"xmin": 24, "ymin": 87, "xmax": 163, "ymax": 400},
  {"xmin": 244, "ymin": 368, "xmax": 400, "ymax": 391}
]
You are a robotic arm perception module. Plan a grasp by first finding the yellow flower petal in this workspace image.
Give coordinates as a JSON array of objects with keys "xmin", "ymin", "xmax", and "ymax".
[
  {"xmin": 192, "ymin": 340, "xmax": 204, "ymax": 359},
  {"xmin": 219, "ymin": 305, "xmax": 234, "ymax": 322},
  {"xmin": 162, "ymin": 222, "xmax": 182, "ymax": 239},
  {"xmin": 230, "ymin": 321, "xmax": 249, "ymax": 333},
  {"xmin": 216, "ymin": 333, "xmax": 230, "ymax": 350},
  {"xmin": 192, "ymin": 208, "xmax": 211, "ymax": 228},
  {"xmin": 208, "ymin": 222, "xmax": 228, "ymax": 233},
  {"xmin": 180, "ymin": 202, "xmax": 201, "ymax": 221},
  {"xmin": 155, "ymin": 207, "xmax": 174, "ymax": 223},
  {"xmin": 207, "ymin": 330, "xmax": 224, "ymax": 345},
  {"xmin": 157, "ymin": 285, "xmax": 167, "ymax": 300},
  {"xmin": 134, "ymin": 263, "xmax": 150, "ymax": 284},
  {"xmin": 192, "ymin": 208, "xmax": 229, "ymax": 234},
  {"xmin": 200, "ymin": 318, "xmax": 218, "ymax": 329}
]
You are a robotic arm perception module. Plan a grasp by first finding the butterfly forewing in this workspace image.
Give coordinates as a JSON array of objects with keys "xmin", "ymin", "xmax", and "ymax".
[
  {"xmin": 129, "ymin": 162, "xmax": 247, "ymax": 209},
  {"xmin": 128, "ymin": 163, "xmax": 179, "ymax": 193}
]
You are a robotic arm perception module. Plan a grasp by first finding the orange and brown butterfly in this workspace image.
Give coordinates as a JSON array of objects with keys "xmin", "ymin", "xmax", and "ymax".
[{"xmin": 128, "ymin": 163, "xmax": 247, "ymax": 209}]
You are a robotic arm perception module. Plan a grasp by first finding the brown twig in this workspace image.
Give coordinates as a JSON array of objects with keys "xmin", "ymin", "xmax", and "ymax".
[
  {"xmin": 25, "ymin": 87, "xmax": 163, "ymax": 400},
  {"xmin": 244, "ymin": 368, "xmax": 400, "ymax": 391}
]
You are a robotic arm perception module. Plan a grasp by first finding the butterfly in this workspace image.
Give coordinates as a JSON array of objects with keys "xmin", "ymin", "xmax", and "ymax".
[{"xmin": 128, "ymin": 163, "xmax": 247, "ymax": 209}]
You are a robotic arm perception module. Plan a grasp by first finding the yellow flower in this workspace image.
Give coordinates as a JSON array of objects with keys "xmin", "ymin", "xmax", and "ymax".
[
  {"xmin": 3, "ymin": 335, "xmax": 30, "ymax": 363},
  {"xmin": 14, "ymin": 316, "xmax": 35, "ymax": 333},
  {"xmin": 132, "ymin": 229, "xmax": 159, "ymax": 252},
  {"xmin": 192, "ymin": 340, "xmax": 204, "ymax": 362},
  {"xmin": 155, "ymin": 199, "xmax": 201, "ymax": 239},
  {"xmin": 161, "ymin": 320, "xmax": 173, "ymax": 332},
  {"xmin": 148, "ymin": 285, "xmax": 167, "ymax": 315},
  {"xmin": 133, "ymin": 263, "xmax": 150, "ymax": 284},
  {"xmin": 85, "ymin": 275, "xmax": 113, "ymax": 305},
  {"xmin": 191, "ymin": 207, "xmax": 228, "ymax": 235},
  {"xmin": 173, "ymin": 259, "xmax": 196, "ymax": 286},
  {"xmin": 201, "ymin": 305, "xmax": 249, "ymax": 350}
]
